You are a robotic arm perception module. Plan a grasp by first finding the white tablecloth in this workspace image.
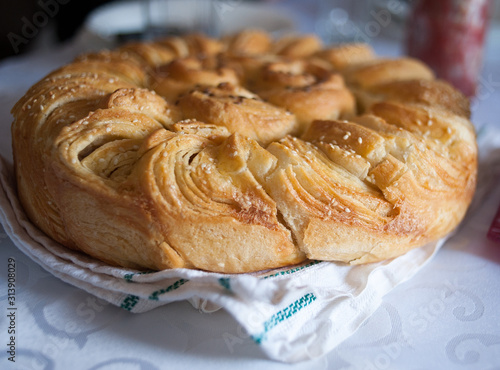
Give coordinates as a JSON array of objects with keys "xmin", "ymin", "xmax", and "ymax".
[{"xmin": 1, "ymin": 10, "xmax": 500, "ymax": 369}]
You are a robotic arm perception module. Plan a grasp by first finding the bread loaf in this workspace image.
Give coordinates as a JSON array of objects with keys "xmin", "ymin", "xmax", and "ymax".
[{"xmin": 11, "ymin": 31, "xmax": 477, "ymax": 273}]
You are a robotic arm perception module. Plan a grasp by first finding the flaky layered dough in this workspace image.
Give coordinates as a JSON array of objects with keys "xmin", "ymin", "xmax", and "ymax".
[{"xmin": 11, "ymin": 31, "xmax": 477, "ymax": 273}]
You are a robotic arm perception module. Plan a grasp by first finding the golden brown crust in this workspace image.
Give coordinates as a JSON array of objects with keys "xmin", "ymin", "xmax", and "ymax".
[
  {"xmin": 152, "ymin": 56, "xmax": 240, "ymax": 102},
  {"xmin": 342, "ymin": 58, "xmax": 435, "ymax": 89},
  {"xmin": 156, "ymin": 33, "xmax": 224, "ymax": 58},
  {"xmin": 117, "ymin": 42, "xmax": 180, "ymax": 67},
  {"xmin": 217, "ymin": 53, "xmax": 279, "ymax": 86},
  {"xmin": 313, "ymin": 43, "xmax": 376, "ymax": 71},
  {"xmin": 271, "ymin": 34, "xmax": 323, "ymax": 58},
  {"xmin": 223, "ymin": 29, "xmax": 272, "ymax": 55},
  {"xmin": 176, "ymin": 83, "xmax": 298, "ymax": 145},
  {"xmin": 292, "ymin": 105, "xmax": 477, "ymax": 263},
  {"xmin": 251, "ymin": 59, "xmax": 356, "ymax": 133},
  {"xmin": 11, "ymin": 32, "xmax": 477, "ymax": 273},
  {"xmin": 358, "ymin": 79, "xmax": 471, "ymax": 118}
]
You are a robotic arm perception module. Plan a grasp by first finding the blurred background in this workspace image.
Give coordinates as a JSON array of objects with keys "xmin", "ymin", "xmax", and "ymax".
[{"xmin": 1, "ymin": 0, "xmax": 499, "ymax": 59}]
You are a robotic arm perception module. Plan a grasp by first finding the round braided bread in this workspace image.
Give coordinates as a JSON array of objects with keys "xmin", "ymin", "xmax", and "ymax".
[{"xmin": 11, "ymin": 31, "xmax": 477, "ymax": 273}]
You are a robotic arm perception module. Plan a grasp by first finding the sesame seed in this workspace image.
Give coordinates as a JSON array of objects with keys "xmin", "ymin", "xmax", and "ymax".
[{"xmin": 358, "ymin": 137, "xmax": 363, "ymax": 144}]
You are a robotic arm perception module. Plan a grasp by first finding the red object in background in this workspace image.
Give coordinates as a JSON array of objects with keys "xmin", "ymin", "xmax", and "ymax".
[
  {"xmin": 488, "ymin": 203, "xmax": 500, "ymax": 243},
  {"xmin": 406, "ymin": 0, "xmax": 491, "ymax": 97}
]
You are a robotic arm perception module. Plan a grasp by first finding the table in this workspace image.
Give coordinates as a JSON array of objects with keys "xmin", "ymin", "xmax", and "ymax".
[{"xmin": 1, "ymin": 8, "xmax": 499, "ymax": 370}]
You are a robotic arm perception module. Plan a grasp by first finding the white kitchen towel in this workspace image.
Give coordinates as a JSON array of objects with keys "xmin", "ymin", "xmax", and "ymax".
[{"xmin": 1, "ymin": 123, "xmax": 498, "ymax": 363}]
